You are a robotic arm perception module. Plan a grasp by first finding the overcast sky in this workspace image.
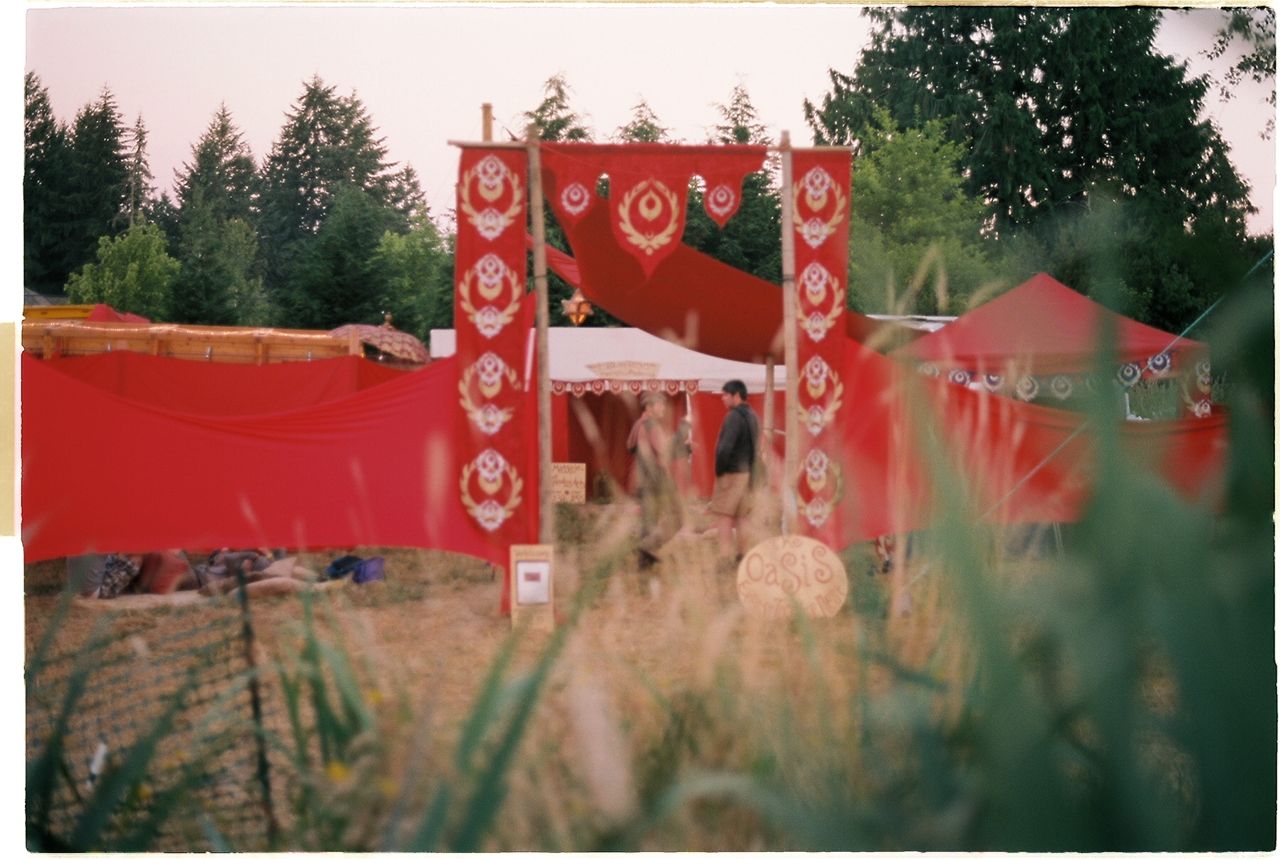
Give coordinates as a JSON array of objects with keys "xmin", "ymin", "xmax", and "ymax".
[{"xmin": 20, "ymin": 3, "xmax": 1276, "ymax": 243}]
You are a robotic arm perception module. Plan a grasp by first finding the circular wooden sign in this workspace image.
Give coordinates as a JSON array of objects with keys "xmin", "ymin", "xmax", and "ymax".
[{"xmin": 736, "ymin": 535, "xmax": 848, "ymax": 619}]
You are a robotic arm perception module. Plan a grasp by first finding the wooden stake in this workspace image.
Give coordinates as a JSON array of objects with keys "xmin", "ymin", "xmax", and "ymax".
[
  {"xmin": 527, "ymin": 130, "xmax": 554, "ymax": 544},
  {"xmin": 779, "ymin": 131, "xmax": 799, "ymax": 534},
  {"xmin": 763, "ymin": 354, "xmax": 776, "ymax": 479}
]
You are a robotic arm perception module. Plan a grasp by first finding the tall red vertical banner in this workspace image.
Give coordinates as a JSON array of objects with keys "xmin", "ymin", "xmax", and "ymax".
[
  {"xmin": 455, "ymin": 148, "xmax": 535, "ymax": 612},
  {"xmin": 791, "ymin": 151, "xmax": 852, "ymax": 546}
]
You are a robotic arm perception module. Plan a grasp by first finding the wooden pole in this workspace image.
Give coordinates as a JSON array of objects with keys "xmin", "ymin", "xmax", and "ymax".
[
  {"xmin": 762, "ymin": 354, "xmax": 776, "ymax": 478},
  {"xmin": 481, "ymin": 103, "xmax": 493, "ymax": 143},
  {"xmin": 779, "ymin": 130, "xmax": 799, "ymax": 535},
  {"xmin": 527, "ymin": 129, "xmax": 554, "ymax": 545}
]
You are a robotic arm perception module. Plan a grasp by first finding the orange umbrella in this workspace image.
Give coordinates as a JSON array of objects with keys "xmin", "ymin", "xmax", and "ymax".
[{"xmin": 330, "ymin": 322, "xmax": 429, "ymax": 364}]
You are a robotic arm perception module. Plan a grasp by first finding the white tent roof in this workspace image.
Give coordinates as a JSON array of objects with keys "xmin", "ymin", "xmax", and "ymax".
[{"xmin": 429, "ymin": 327, "xmax": 784, "ymax": 393}]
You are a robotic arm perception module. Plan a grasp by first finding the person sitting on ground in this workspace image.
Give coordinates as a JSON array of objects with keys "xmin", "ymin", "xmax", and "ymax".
[{"xmin": 78, "ymin": 553, "xmax": 145, "ymax": 599}]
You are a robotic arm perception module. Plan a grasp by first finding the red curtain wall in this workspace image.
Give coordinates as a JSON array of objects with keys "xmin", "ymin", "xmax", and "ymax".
[{"xmin": 21, "ymin": 352, "xmax": 534, "ymax": 566}]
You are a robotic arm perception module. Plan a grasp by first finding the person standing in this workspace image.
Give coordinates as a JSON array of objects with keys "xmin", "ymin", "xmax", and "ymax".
[
  {"xmin": 627, "ymin": 392, "xmax": 682, "ymax": 568},
  {"xmin": 710, "ymin": 379, "xmax": 761, "ymax": 566}
]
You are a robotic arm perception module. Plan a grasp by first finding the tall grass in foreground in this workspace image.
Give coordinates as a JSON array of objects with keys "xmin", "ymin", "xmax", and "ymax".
[{"xmin": 26, "ymin": 281, "xmax": 1273, "ymax": 851}]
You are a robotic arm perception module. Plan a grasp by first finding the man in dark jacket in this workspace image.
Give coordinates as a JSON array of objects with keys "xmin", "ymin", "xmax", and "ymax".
[{"xmin": 710, "ymin": 379, "xmax": 761, "ymax": 565}]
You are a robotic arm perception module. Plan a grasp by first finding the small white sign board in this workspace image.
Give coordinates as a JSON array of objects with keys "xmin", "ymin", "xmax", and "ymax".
[{"xmin": 509, "ymin": 544, "xmax": 555, "ymax": 631}]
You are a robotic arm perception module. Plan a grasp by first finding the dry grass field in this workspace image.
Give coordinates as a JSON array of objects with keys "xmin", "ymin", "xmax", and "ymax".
[{"xmin": 24, "ymin": 468, "xmax": 1275, "ymax": 852}]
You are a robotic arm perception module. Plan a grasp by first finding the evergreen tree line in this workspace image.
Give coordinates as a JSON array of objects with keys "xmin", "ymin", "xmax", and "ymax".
[
  {"xmin": 25, "ymin": 73, "xmax": 449, "ymax": 341},
  {"xmin": 23, "ymin": 8, "xmax": 1274, "ymax": 340}
]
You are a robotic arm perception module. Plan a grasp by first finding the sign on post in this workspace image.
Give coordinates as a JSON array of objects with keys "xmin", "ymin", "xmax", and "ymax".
[
  {"xmin": 509, "ymin": 544, "xmax": 555, "ymax": 631},
  {"xmin": 550, "ymin": 463, "xmax": 586, "ymax": 504},
  {"xmin": 736, "ymin": 535, "xmax": 848, "ymax": 620}
]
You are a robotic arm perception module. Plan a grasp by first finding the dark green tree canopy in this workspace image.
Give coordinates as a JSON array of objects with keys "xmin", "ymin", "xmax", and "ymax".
[
  {"xmin": 523, "ymin": 73, "xmax": 592, "ymax": 142},
  {"xmin": 275, "ymin": 185, "xmax": 402, "ymax": 330},
  {"xmin": 124, "ymin": 114, "xmax": 155, "ymax": 226},
  {"xmin": 174, "ymin": 104, "xmax": 257, "ymax": 224},
  {"xmin": 24, "ymin": 72, "xmax": 73, "ymax": 294},
  {"xmin": 64, "ymin": 87, "xmax": 131, "ymax": 283},
  {"xmin": 257, "ymin": 76, "xmax": 424, "ymax": 293},
  {"xmin": 805, "ymin": 8, "xmax": 1255, "ymax": 235},
  {"xmin": 613, "ymin": 99, "xmax": 670, "ymax": 143},
  {"xmin": 683, "ymin": 84, "xmax": 781, "ymax": 284}
]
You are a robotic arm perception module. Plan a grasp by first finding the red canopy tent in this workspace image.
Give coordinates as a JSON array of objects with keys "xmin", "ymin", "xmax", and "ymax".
[
  {"xmin": 84, "ymin": 304, "xmax": 150, "ymax": 324},
  {"xmin": 893, "ymin": 272, "xmax": 1204, "ymax": 376}
]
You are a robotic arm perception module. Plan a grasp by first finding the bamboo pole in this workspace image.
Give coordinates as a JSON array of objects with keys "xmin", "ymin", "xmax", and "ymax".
[
  {"xmin": 762, "ymin": 354, "xmax": 776, "ymax": 477},
  {"xmin": 527, "ymin": 129, "xmax": 554, "ymax": 545},
  {"xmin": 779, "ymin": 131, "xmax": 799, "ymax": 534}
]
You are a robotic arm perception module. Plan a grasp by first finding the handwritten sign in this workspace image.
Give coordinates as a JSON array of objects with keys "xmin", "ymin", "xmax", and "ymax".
[
  {"xmin": 550, "ymin": 462, "xmax": 586, "ymax": 503},
  {"xmin": 736, "ymin": 535, "xmax": 848, "ymax": 620},
  {"xmin": 509, "ymin": 544, "xmax": 555, "ymax": 631}
]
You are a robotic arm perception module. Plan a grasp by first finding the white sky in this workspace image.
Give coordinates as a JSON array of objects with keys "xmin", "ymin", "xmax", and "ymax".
[{"xmin": 18, "ymin": 3, "xmax": 1278, "ymax": 241}]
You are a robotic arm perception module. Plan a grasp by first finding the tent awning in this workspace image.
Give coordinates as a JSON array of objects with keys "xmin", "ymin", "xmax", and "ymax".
[{"xmin": 894, "ymin": 273, "xmax": 1205, "ymax": 375}]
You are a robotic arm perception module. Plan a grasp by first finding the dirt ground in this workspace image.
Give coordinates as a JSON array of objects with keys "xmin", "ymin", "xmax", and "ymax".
[
  {"xmin": 23, "ymin": 500, "xmax": 904, "ymax": 850},
  {"xmin": 23, "ymin": 501, "xmax": 741, "ymax": 711}
]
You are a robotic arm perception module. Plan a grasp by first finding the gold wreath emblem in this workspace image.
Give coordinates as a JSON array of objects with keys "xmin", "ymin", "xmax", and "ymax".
[
  {"xmin": 803, "ymin": 355, "xmax": 836, "ymax": 399},
  {"xmin": 459, "ymin": 157, "xmax": 524, "ymax": 241},
  {"xmin": 617, "ymin": 178, "xmax": 681, "ymax": 256},
  {"xmin": 458, "ymin": 265, "xmax": 522, "ymax": 339},
  {"xmin": 459, "ymin": 455, "xmax": 524, "ymax": 532},
  {"xmin": 800, "ymin": 286, "xmax": 846, "ymax": 342},
  {"xmin": 458, "ymin": 362, "xmax": 518, "ymax": 436},
  {"xmin": 799, "ymin": 457, "xmax": 844, "ymax": 503},
  {"xmin": 459, "ymin": 353, "xmax": 520, "ymax": 401},
  {"xmin": 797, "ymin": 376, "xmax": 845, "ymax": 436},
  {"xmin": 792, "ymin": 180, "xmax": 847, "ymax": 249}
]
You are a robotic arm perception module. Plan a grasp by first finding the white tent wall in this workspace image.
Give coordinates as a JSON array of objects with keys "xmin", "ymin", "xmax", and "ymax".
[{"xmin": 429, "ymin": 328, "xmax": 784, "ymax": 392}]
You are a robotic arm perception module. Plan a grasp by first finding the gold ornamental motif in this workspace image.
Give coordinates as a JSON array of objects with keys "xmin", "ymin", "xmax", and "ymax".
[
  {"xmin": 458, "ymin": 259, "xmax": 522, "ymax": 339},
  {"xmin": 458, "ymin": 359, "xmax": 519, "ymax": 436},
  {"xmin": 797, "ymin": 376, "xmax": 845, "ymax": 437},
  {"xmin": 792, "ymin": 175, "xmax": 847, "ymax": 250},
  {"xmin": 799, "ymin": 453, "xmax": 844, "ymax": 511},
  {"xmin": 617, "ymin": 178, "xmax": 681, "ymax": 256},
  {"xmin": 459, "ymin": 156, "xmax": 524, "ymax": 241},
  {"xmin": 798, "ymin": 262, "xmax": 845, "ymax": 342},
  {"xmin": 459, "ymin": 450, "xmax": 524, "ymax": 533},
  {"xmin": 803, "ymin": 355, "xmax": 833, "ymax": 399}
]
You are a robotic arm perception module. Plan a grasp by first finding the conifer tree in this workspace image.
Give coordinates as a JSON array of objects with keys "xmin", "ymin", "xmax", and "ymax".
[
  {"xmin": 803, "ymin": 7, "xmax": 1261, "ymax": 329},
  {"xmin": 174, "ymin": 104, "xmax": 256, "ymax": 223},
  {"xmin": 613, "ymin": 99, "xmax": 670, "ymax": 143},
  {"xmin": 124, "ymin": 114, "xmax": 154, "ymax": 226},
  {"xmin": 24, "ymin": 72, "xmax": 73, "ymax": 295},
  {"xmin": 63, "ymin": 87, "xmax": 130, "ymax": 290},
  {"xmin": 684, "ymin": 84, "xmax": 781, "ymax": 284},
  {"xmin": 257, "ymin": 76, "xmax": 423, "ymax": 299}
]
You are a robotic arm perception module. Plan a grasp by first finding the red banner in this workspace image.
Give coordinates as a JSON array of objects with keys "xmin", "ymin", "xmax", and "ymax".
[
  {"xmin": 540, "ymin": 144, "xmax": 767, "ymax": 278},
  {"xmin": 791, "ymin": 150, "xmax": 852, "ymax": 546},
  {"xmin": 454, "ymin": 149, "xmax": 537, "ymax": 608}
]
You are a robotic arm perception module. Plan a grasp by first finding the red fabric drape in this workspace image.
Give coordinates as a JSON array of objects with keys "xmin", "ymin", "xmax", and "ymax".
[
  {"xmin": 42, "ymin": 351, "xmax": 404, "ymax": 415},
  {"xmin": 21, "ymin": 352, "xmax": 531, "ymax": 566},
  {"xmin": 556, "ymin": 193, "xmax": 895, "ymax": 363},
  {"xmin": 541, "ymin": 143, "xmax": 767, "ymax": 277}
]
